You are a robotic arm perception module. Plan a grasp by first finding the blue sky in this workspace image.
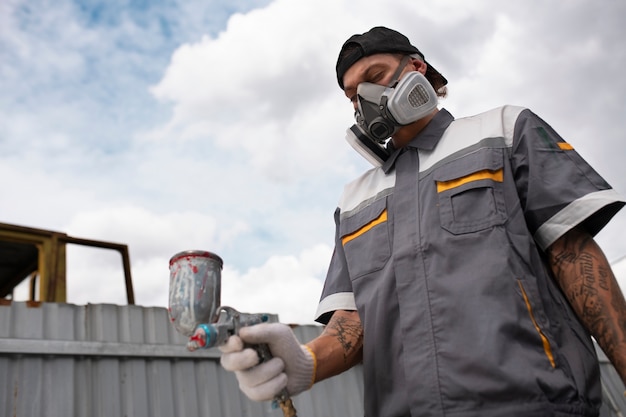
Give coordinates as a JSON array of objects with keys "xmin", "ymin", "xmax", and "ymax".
[{"xmin": 2, "ymin": 0, "xmax": 626, "ymax": 323}]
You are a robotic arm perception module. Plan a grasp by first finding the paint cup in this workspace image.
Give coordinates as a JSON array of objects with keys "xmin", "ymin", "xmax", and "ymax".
[{"xmin": 168, "ymin": 250, "xmax": 223, "ymax": 337}]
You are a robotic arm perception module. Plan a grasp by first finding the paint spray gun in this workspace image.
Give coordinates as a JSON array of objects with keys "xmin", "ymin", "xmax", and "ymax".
[{"xmin": 168, "ymin": 250, "xmax": 298, "ymax": 417}]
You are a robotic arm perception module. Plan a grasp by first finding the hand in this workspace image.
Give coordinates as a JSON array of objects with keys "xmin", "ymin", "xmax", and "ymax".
[{"xmin": 219, "ymin": 323, "xmax": 316, "ymax": 401}]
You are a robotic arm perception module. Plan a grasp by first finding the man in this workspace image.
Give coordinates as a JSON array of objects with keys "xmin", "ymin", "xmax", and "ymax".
[{"xmin": 220, "ymin": 27, "xmax": 626, "ymax": 416}]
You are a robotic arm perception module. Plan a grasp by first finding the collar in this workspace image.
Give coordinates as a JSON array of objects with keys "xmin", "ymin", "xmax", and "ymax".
[{"xmin": 382, "ymin": 108, "xmax": 455, "ymax": 173}]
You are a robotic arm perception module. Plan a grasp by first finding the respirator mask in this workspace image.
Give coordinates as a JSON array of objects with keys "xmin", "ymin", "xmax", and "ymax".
[{"xmin": 345, "ymin": 56, "xmax": 439, "ymax": 166}]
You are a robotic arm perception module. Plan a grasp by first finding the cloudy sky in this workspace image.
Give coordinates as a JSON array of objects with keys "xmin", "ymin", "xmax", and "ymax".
[{"xmin": 2, "ymin": 0, "xmax": 625, "ymax": 324}]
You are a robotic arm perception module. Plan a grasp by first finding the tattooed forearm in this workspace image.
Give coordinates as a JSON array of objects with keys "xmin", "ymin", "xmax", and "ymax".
[
  {"xmin": 548, "ymin": 227, "xmax": 626, "ymax": 384},
  {"xmin": 306, "ymin": 310, "xmax": 363, "ymax": 383},
  {"xmin": 323, "ymin": 313, "xmax": 364, "ymax": 362},
  {"xmin": 554, "ymin": 249, "xmax": 604, "ymax": 328}
]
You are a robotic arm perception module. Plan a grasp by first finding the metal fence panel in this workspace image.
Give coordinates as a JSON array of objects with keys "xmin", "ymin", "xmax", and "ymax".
[
  {"xmin": 0, "ymin": 301, "xmax": 363, "ymax": 417},
  {"xmin": 2, "ymin": 301, "xmax": 624, "ymax": 417}
]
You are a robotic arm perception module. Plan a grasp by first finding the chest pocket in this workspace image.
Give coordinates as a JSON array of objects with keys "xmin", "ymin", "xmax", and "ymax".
[
  {"xmin": 339, "ymin": 197, "xmax": 391, "ymax": 280},
  {"xmin": 434, "ymin": 148, "xmax": 507, "ymax": 235}
]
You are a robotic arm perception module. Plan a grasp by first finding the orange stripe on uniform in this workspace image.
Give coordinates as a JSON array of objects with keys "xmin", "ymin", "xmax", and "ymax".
[
  {"xmin": 341, "ymin": 210, "xmax": 387, "ymax": 246},
  {"xmin": 557, "ymin": 142, "xmax": 574, "ymax": 150},
  {"xmin": 517, "ymin": 281, "xmax": 556, "ymax": 368},
  {"xmin": 436, "ymin": 169, "xmax": 503, "ymax": 193}
]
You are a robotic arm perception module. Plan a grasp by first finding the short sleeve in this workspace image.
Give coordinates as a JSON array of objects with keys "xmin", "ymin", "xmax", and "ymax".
[
  {"xmin": 314, "ymin": 207, "xmax": 357, "ymax": 324},
  {"xmin": 511, "ymin": 109, "xmax": 625, "ymax": 250}
]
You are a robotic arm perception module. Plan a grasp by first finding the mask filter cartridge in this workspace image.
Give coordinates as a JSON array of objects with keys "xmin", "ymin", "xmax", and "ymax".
[{"xmin": 382, "ymin": 71, "xmax": 438, "ymax": 125}]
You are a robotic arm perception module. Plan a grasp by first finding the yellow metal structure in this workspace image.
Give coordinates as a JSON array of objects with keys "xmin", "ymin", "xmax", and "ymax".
[{"xmin": 0, "ymin": 222, "xmax": 134, "ymax": 304}]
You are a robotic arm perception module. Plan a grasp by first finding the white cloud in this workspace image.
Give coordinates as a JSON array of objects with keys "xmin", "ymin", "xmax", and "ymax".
[
  {"xmin": 60, "ymin": 206, "xmax": 224, "ymax": 307},
  {"xmin": 64, "ymin": 206, "xmax": 228, "ymax": 259},
  {"xmin": 58, "ymin": 205, "xmax": 329, "ymax": 324},
  {"xmin": 3, "ymin": 0, "xmax": 626, "ymax": 326},
  {"xmin": 220, "ymin": 244, "xmax": 331, "ymax": 324},
  {"xmin": 62, "ymin": 209, "xmax": 330, "ymax": 325},
  {"xmin": 149, "ymin": 0, "xmax": 356, "ymax": 179}
]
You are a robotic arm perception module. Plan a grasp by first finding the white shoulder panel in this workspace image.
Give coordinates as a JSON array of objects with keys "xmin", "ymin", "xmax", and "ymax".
[
  {"xmin": 338, "ymin": 167, "xmax": 396, "ymax": 213},
  {"xmin": 420, "ymin": 105, "xmax": 527, "ymax": 172}
]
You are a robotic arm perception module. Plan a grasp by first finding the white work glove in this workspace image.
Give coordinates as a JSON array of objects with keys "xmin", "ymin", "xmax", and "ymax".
[{"xmin": 219, "ymin": 322, "xmax": 316, "ymax": 402}]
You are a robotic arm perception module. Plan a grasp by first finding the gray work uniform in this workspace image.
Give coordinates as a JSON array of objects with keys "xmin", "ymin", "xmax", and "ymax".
[{"xmin": 315, "ymin": 106, "xmax": 625, "ymax": 417}]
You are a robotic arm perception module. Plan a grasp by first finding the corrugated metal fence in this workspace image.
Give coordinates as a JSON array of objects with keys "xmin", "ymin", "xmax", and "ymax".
[
  {"xmin": 1, "ymin": 301, "xmax": 625, "ymax": 417},
  {"xmin": 0, "ymin": 302, "xmax": 363, "ymax": 417}
]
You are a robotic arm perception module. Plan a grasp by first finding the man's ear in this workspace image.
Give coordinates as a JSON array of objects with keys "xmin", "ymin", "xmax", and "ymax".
[{"xmin": 410, "ymin": 58, "xmax": 428, "ymax": 75}]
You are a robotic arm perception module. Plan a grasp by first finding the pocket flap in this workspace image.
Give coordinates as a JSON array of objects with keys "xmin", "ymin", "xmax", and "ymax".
[
  {"xmin": 433, "ymin": 148, "xmax": 504, "ymax": 183},
  {"xmin": 340, "ymin": 197, "xmax": 388, "ymax": 243}
]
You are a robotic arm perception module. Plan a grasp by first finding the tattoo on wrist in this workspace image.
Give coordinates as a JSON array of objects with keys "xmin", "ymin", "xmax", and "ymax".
[{"xmin": 325, "ymin": 315, "xmax": 363, "ymax": 362}]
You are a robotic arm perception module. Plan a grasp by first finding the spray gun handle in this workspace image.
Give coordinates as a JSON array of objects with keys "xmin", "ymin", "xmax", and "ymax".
[
  {"xmin": 250, "ymin": 341, "xmax": 272, "ymax": 362},
  {"xmin": 244, "ymin": 342, "xmax": 296, "ymax": 417},
  {"xmin": 185, "ymin": 309, "xmax": 298, "ymax": 416},
  {"xmin": 186, "ymin": 307, "xmax": 271, "ymax": 351}
]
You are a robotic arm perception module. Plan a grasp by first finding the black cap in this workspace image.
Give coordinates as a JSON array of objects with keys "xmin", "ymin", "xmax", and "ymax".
[{"xmin": 335, "ymin": 26, "xmax": 447, "ymax": 90}]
